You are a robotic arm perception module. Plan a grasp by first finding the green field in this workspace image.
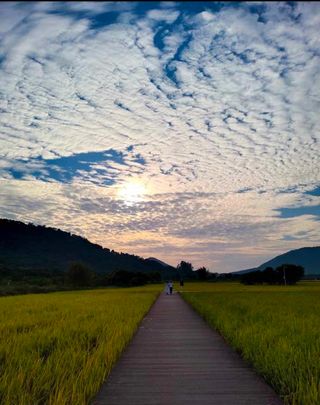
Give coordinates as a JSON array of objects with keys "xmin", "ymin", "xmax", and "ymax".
[
  {"xmin": 1, "ymin": 282, "xmax": 319, "ymax": 405},
  {"xmin": 0, "ymin": 285, "xmax": 161, "ymax": 405},
  {"xmin": 181, "ymin": 282, "xmax": 320, "ymax": 405}
]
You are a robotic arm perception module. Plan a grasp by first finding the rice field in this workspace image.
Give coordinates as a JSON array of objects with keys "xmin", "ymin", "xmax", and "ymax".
[
  {"xmin": 182, "ymin": 281, "xmax": 320, "ymax": 405},
  {"xmin": 2, "ymin": 281, "xmax": 319, "ymax": 404},
  {"xmin": 0, "ymin": 285, "xmax": 161, "ymax": 405}
]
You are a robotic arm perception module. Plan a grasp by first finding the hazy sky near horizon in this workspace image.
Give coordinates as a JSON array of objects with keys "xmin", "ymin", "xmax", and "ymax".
[{"xmin": 0, "ymin": 1, "xmax": 319, "ymax": 272}]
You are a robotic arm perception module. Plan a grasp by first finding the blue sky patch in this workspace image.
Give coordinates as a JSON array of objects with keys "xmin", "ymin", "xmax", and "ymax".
[
  {"xmin": 8, "ymin": 149, "xmax": 145, "ymax": 185},
  {"xmin": 305, "ymin": 186, "xmax": 320, "ymax": 197},
  {"xmin": 277, "ymin": 205, "xmax": 320, "ymax": 219}
]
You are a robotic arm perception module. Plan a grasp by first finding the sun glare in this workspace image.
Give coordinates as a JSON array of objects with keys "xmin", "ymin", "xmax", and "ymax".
[{"xmin": 117, "ymin": 181, "xmax": 147, "ymax": 203}]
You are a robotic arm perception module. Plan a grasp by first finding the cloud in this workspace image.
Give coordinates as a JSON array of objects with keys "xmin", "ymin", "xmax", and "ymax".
[
  {"xmin": 0, "ymin": 1, "xmax": 319, "ymax": 271},
  {"xmin": 147, "ymin": 9, "xmax": 180, "ymax": 24}
]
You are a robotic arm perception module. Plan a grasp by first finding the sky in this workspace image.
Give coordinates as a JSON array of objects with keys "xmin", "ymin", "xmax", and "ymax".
[{"xmin": 0, "ymin": 1, "xmax": 319, "ymax": 272}]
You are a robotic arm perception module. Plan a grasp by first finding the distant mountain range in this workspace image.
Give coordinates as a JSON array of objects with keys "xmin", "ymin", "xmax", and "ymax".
[
  {"xmin": 3, "ymin": 218, "xmax": 317, "ymax": 280},
  {"xmin": 232, "ymin": 246, "xmax": 320, "ymax": 276},
  {"xmin": 0, "ymin": 218, "xmax": 178, "ymax": 278}
]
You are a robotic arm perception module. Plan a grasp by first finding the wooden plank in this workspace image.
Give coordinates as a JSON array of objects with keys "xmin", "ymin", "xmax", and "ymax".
[{"xmin": 92, "ymin": 292, "xmax": 282, "ymax": 405}]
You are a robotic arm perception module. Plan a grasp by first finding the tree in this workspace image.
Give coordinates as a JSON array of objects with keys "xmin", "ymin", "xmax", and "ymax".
[
  {"xmin": 209, "ymin": 272, "xmax": 218, "ymax": 281},
  {"xmin": 177, "ymin": 261, "xmax": 194, "ymax": 279},
  {"xmin": 262, "ymin": 267, "xmax": 276, "ymax": 284},
  {"xmin": 195, "ymin": 266, "xmax": 210, "ymax": 280},
  {"xmin": 275, "ymin": 264, "xmax": 304, "ymax": 285},
  {"xmin": 148, "ymin": 272, "xmax": 162, "ymax": 283},
  {"xmin": 241, "ymin": 270, "xmax": 263, "ymax": 285},
  {"xmin": 66, "ymin": 262, "xmax": 93, "ymax": 286},
  {"xmin": 241, "ymin": 264, "xmax": 305, "ymax": 285},
  {"xmin": 104, "ymin": 270, "xmax": 132, "ymax": 286}
]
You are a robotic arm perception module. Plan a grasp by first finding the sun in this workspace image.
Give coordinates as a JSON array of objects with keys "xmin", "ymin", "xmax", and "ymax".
[{"xmin": 117, "ymin": 180, "xmax": 147, "ymax": 203}]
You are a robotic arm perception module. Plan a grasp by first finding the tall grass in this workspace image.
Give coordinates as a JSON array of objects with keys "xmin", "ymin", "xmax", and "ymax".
[
  {"xmin": 182, "ymin": 282, "xmax": 320, "ymax": 405},
  {"xmin": 0, "ymin": 285, "xmax": 161, "ymax": 404}
]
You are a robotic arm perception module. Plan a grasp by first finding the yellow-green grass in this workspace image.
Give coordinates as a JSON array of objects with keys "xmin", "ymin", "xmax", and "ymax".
[
  {"xmin": 0, "ymin": 285, "xmax": 161, "ymax": 405},
  {"xmin": 182, "ymin": 282, "xmax": 320, "ymax": 405}
]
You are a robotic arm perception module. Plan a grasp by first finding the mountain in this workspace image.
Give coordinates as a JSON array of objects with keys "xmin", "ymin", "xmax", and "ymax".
[
  {"xmin": 145, "ymin": 257, "xmax": 171, "ymax": 267},
  {"xmin": 0, "ymin": 218, "xmax": 177, "ymax": 277},
  {"xmin": 257, "ymin": 247, "xmax": 320, "ymax": 276},
  {"xmin": 232, "ymin": 247, "xmax": 320, "ymax": 276},
  {"xmin": 231, "ymin": 268, "xmax": 257, "ymax": 275},
  {"xmin": 145, "ymin": 257, "xmax": 180, "ymax": 279}
]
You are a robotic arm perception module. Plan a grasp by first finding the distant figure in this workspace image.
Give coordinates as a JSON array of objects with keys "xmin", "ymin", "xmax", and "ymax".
[
  {"xmin": 165, "ymin": 281, "xmax": 170, "ymax": 295},
  {"xmin": 169, "ymin": 280, "xmax": 173, "ymax": 295},
  {"xmin": 180, "ymin": 279, "xmax": 184, "ymax": 287}
]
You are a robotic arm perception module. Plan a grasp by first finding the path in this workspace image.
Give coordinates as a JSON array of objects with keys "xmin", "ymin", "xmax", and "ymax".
[{"xmin": 92, "ymin": 292, "xmax": 282, "ymax": 405}]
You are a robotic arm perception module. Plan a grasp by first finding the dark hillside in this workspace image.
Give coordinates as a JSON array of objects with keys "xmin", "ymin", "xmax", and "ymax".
[
  {"xmin": 231, "ymin": 247, "xmax": 320, "ymax": 277},
  {"xmin": 0, "ymin": 218, "xmax": 176, "ymax": 277},
  {"xmin": 257, "ymin": 246, "xmax": 320, "ymax": 276}
]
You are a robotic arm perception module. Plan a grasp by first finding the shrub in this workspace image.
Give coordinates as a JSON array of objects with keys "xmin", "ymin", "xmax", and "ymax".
[{"xmin": 66, "ymin": 262, "xmax": 94, "ymax": 286}]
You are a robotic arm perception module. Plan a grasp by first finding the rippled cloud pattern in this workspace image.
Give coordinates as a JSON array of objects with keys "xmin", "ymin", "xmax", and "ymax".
[{"xmin": 0, "ymin": 2, "xmax": 319, "ymax": 271}]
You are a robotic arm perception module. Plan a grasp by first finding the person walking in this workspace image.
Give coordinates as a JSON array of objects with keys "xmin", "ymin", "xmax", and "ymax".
[
  {"xmin": 165, "ymin": 281, "xmax": 170, "ymax": 295},
  {"xmin": 169, "ymin": 280, "xmax": 173, "ymax": 295}
]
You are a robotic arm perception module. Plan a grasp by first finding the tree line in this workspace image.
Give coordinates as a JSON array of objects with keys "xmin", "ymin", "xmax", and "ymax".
[
  {"xmin": 176, "ymin": 261, "xmax": 218, "ymax": 281},
  {"xmin": 0, "ymin": 256, "xmax": 305, "ymax": 296},
  {"xmin": 240, "ymin": 264, "xmax": 304, "ymax": 285},
  {"xmin": 66, "ymin": 261, "xmax": 217, "ymax": 287},
  {"xmin": 66, "ymin": 262, "xmax": 162, "ymax": 287}
]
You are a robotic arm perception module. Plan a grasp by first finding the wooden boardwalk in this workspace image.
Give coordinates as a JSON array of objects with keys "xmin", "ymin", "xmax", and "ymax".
[{"xmin": 92, "ymin": 292, "xmax": 282, "ymax": 405}]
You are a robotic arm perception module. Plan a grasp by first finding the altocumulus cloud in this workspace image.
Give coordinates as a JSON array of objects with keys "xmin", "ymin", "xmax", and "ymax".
[{"xmin": 0, "ymin": 1, "xmax": 319, "ymax": 271}]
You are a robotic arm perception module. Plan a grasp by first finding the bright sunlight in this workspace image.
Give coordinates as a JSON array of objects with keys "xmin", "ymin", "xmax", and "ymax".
[{"xmin": 117, "ymin": 180, "xmax": 147, "ymax": 203}]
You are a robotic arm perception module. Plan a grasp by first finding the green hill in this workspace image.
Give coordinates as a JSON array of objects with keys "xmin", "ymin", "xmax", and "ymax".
[
  {"xmin": 232, "ymin": 246, "xmax": 320, "ymax": 277},
  {"xmin": 257, "ymin": 246, "xmax": 320, "ymax": 276},
  {"xmin": 0, "ymin": 218, "xmax": 176, "ymax": 278}
]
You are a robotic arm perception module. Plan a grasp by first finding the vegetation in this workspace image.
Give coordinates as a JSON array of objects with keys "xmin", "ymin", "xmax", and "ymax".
[
  {"xmin": 0, "ymin": 218, "xmax": 177, "ymax": 276},
  {"xmin": 254, "ymin": 246, "xmax": 320, "ymax": 276},
  {"xmin": 66, "ymin": 262, "xmax": 94, "ymax": 287},
  {"xmin": 194, "ymin": 266, "xmax": 210, "ymax": 280},
  {"xmin": 0, "ymin": 285, "xmax": 161, "ymax": 404},
  {"xmin": 103, "ymin": 270, "xmax": 161, "ymax": 286},
  {"xmin": 194, "ymin": 266, "xmax": 219, "ymax": 281},
  {"xmin": 176, "ymin": 261, "xmax": 218, "ymax": 281},
  {"xmin": 0, "ymin": 264, "xmax": 162, "ymax": 296},
  {"xmin": 176, "ymin": 261, "xmax": 194, "ymax": 279},
  {"xmin": 182, "ymin": 282, "xmax": 320, "ymax": 405},
  {"xmin": 241, "ymin": 264, "xmax": 304, "ymax": 285}
]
